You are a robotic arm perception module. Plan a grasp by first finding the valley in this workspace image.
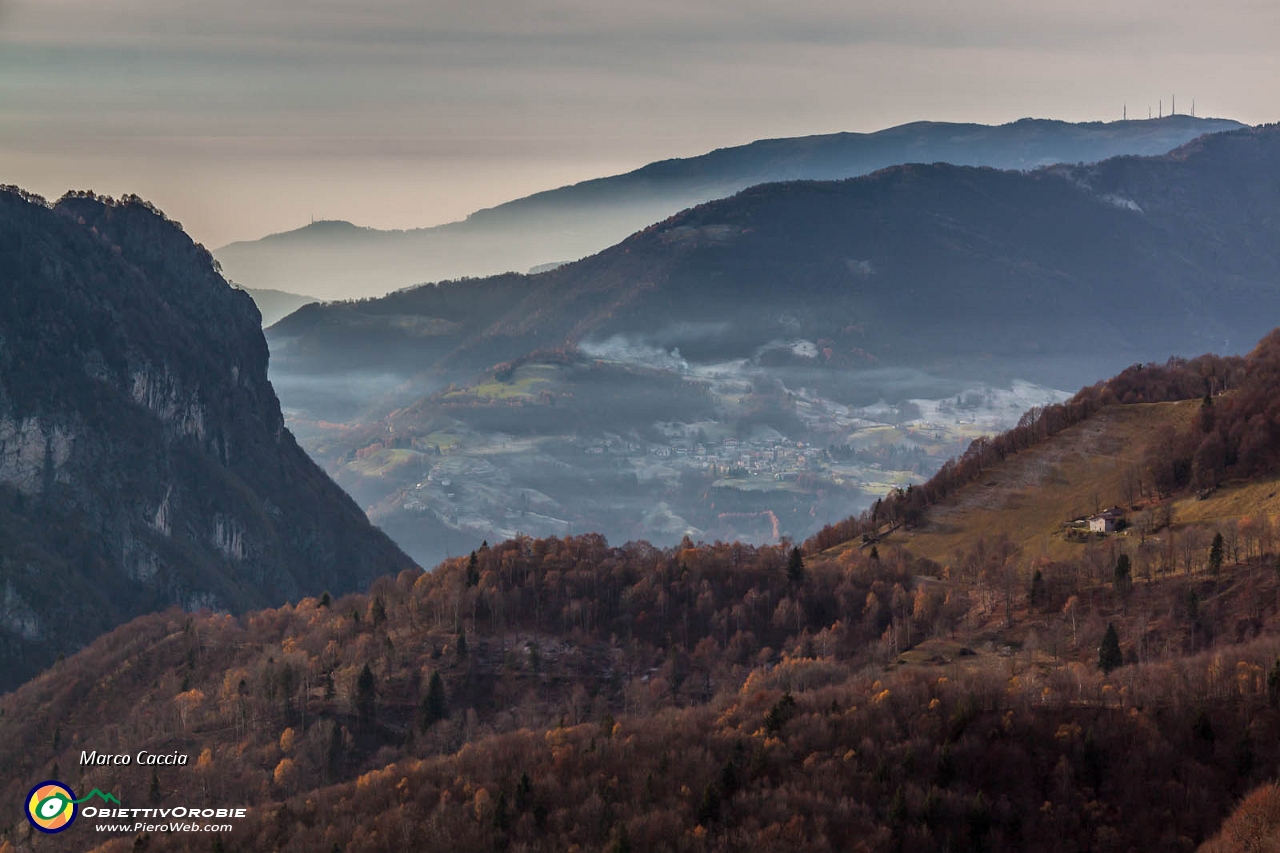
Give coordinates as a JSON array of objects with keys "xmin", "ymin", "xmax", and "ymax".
[
  {"xmin": 260, "ymin": 124, "xmax": 1280, "ymax": 570},
  {"xmin": 291, "ymin": 349, "xmax": 1067, "ymax": 567}
]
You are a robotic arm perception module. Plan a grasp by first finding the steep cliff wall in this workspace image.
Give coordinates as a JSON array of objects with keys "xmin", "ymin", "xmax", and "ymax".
[{"xmin": 0, "ymin": 188, "xmax": 417, "ymax": 689}]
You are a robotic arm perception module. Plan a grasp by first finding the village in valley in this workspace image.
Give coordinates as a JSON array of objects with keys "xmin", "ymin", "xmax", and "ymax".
[{"xmin": 322, "ymin": 353, "xmax": 1071, "ymax": 567}]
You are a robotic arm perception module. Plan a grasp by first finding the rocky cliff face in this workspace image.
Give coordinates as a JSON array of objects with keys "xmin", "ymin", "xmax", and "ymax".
[{"xmin": 0, "ymin": 188, "xmax": 417, "ymax": 689}]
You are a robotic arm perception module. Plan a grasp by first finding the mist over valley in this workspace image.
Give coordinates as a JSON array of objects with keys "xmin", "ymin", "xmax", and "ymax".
[{"xmin": 259, "ymin": 122, "xmax": 1280, "ymax": 567}]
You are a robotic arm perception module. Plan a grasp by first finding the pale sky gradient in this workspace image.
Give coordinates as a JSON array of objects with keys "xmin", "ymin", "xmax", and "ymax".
[{"xmin": 2, "ymin": 0, "xmax": 1277, "ymax": 247}]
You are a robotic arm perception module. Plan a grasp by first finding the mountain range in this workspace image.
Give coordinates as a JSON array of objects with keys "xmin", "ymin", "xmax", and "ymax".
[
  {"xmin": 0, "ymin": 189, "xmax": 415, "ymax": 690},
  {"xmin": 258, "ymin": 124, "xmax": 1280, "ymax": 569},
  {"xmin": 215, "ymin": 115, "xmax": 1242, "ymax": 300},
  {"xmin": 270, "ymin": 123, "xmax": 1280, "ymax": 404}
]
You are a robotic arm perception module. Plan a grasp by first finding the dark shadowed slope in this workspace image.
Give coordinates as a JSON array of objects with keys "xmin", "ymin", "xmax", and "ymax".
[
  {"xmin": 217, "ymin": 116, "xmax": 1242, "ymax": 300},
  {"xmin": 0, "ymin": 189, "xmax": 416, "ymax": 690}
]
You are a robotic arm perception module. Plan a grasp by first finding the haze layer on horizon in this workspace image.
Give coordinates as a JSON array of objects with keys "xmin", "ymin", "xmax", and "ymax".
[{"xmin": 2, "ymin": 0, "xmax": 1276, "ymax": 249}]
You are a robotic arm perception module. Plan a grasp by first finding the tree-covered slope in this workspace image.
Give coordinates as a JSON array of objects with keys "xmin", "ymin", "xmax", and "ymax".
[{"xmin": 11, "ymin": 332, "xmax": 1280, "ymax": 851}]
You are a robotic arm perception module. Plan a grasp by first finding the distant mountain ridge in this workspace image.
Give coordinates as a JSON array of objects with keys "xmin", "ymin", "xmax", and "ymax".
[
  {"xmin": 0, "ymin": 189, "xmax": 415, "ymax": 689},
  {"xmin": 216, "ymin": 115, "xmax": 1243, "ymax": 300},
  {"xmin": 242, "ymin": 286, "xmax": 322, "ymax": 327},
  {"xmin": 268, "ymin": 123, "xmax": 1280, "ymax": 404}
]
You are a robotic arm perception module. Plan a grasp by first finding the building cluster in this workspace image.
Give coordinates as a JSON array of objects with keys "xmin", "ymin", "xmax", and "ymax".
[{"xmin": 578, "ymin": 435, "xmax": 828, "ymax": 479}]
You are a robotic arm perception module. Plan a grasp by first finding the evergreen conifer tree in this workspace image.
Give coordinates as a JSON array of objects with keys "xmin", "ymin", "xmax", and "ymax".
[
  {"xmin": 420, "ymin": 671, "xmax": 447, "ymax": 729},
  {"xmin": 786, "ymin": 547, "xmax": 805, "ymax": 584},
  {"xmin": 1113, "ymin": 554, "xmax": 1132, "ymax": 589},
  {"xmin": 356, "ymin": 663, "xmax": 376, "ymax": 723},
  {"xmin": 1209, "ymin": 532, "xmax": 1225, "ymax": 576},
  {"xmin": 1098, "ymin": 623, "xmax": 1123, "ymax": 673}
]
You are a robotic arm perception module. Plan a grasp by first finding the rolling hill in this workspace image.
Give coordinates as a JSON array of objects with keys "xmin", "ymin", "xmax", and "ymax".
[{"xmin": 215, "ymin": 116, "xmax": 1242, "ymax": 300}]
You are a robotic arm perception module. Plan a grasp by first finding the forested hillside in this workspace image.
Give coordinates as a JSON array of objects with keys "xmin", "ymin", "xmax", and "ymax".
[
  {"xmin": 6, "ymin": 524, "xmax": 1280, "ymax": 852},
  {"xmin": 12, "ymin": 332, "xmax": 1280, "ymax": 849}
]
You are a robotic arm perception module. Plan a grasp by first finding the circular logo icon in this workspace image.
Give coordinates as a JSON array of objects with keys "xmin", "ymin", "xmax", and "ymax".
[{"xmin": 26, "ymin": 781, "xmax": 77, "ymax": 833}]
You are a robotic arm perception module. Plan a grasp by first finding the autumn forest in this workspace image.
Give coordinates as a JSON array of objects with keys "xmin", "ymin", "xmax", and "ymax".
[{"xmin": 10, "ymin": 335, "xmax": 1280, "ymax": 850}]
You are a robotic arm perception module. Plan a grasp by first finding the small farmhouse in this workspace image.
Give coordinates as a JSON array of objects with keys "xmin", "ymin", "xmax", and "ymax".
[{"xmin": 1087, "ymin": 508, "xmax": 1125, "ymax": 533}]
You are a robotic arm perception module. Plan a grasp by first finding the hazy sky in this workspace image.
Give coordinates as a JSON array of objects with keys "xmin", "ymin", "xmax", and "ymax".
[{"xmin": 2, "ymin": 0, "xmax": 1277, "ymax": 247}]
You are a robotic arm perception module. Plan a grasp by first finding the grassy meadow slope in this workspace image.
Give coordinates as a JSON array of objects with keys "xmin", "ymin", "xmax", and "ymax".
[{"xmin": 859, "ymin": 401, "xmax": 1201, "ymax": 565}]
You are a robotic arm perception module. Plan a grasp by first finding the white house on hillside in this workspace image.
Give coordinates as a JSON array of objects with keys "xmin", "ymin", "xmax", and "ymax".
[{"xmin": 1087, "ymin": 508, "xmax": 1125, "ymax": 533}]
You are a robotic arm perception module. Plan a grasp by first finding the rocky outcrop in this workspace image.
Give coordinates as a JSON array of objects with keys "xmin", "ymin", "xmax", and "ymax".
[{"xmin": 0, "ymin": 188, "xmax": 417, "ymax": 690}]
